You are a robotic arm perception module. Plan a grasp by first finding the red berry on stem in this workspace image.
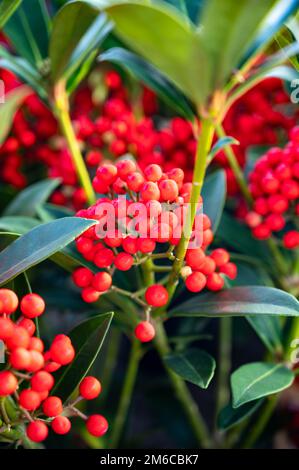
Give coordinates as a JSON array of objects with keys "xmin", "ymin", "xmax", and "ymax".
[
  {"xmin": 27, "ymin": 421, "xmax": 48, "ymax": 442},
  {"xmin": 51, "ymin": 416, "xmax": 71, "ymax": 435},
  {"xmin": 86, "ymin": 415, "xmax": 108, "ymax": 437},
  {"xmin": 20, "ymin": 293, "xmax": 45, "ymax": 318},
  {"xmin": 31, "ymin": 371, "xmax": 54, "ymax": 393},
  {"xmin": 72, "ymin": 267, "xmax": 93, "ymax": 288},
  {"xmin": 0, "ymin": 371, "xmax": 18, "ymax": 396},
  {"xmin": 19, "ymin": 389, "xmax": 41, "ymax": 411},
  {"xmin": 145, "ymin": 285, "xmax": 168, "ymax": 307},
  {"xmin": 79, "ymin": 376, "xmax": 102, "ymax": 400},
  {"xmin": 0, "ymin": 289, "xmax": 19, "ymax": 315},
  {"xmin": 42, "ymin": 396, "xmax": 63, "ymax": 417},
  {"xmin": 135, "ymin": 321, "xmax": 156, "ymax": 342}
]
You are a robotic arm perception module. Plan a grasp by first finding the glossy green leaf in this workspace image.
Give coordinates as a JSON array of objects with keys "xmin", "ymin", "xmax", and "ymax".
[
  {"xmin": 231, "ymin": 362, "xmax": 294, "ymax": 408},
  {"xmin": 50, "ymin": 2, "xmax": 111, "ymax": 81},
  {"xmin": 4, "ymin": 0, "xmax": 50, "ymax": 66},
  {"xmin": 276, "ymin": 16, "xmax": 299, "ymax": 71},
  {"xmin": 164, "ymin": 348, "xmax": 216, "ymax": 389},
  {"xmin": 0, "ymin": 86, "xmax": 31, "ymax": 146},
  {"xmin": 37, "ymin": 203, "xmax": 74, "ymax": 222},
  {"xmin": 170, "ymin": 286, "xmax": 299, "ymax": 318},
  {"xmin": 0, "ymin": 0, "xmax": 22, "ymax": 29},
  {"xmin": 4, "ymin": 179, "xmax": 61, "ymax": 217},
  {"xmin": 242, "ymin": 0, "xmax": 299, "ymax": 66},
  {"xmin": 218, "ymin": 212, "xmax": 271, "ymax": 262},
  {"xmin": 247, "ymin": 316, "xmax": 283, "ymax": 354},
  {"xmin": 0, "ymin": 217, "xmax": 96, "ymax": 285},
  {"xmin": 163, "ymin": 0, "xmax": 204, "ymax": 23},
  {"xmin": 218, "ymin": 399, "xmax": 264, "ymax": 430},
  {"xmin": 79, "ymin": 0, "xmax": 210, "ymax": 105},
  {"xmin": 0, "ymin": 216, "xmax": 39, "ymax": 234},
  {"xmin": 52, "ymin": 312, "xmax": 113, "ymax": 402},
  {"xmin": 99, "ymin": 47, "xmax": 195, "ymax": 120},
  {"xmin": 202, "ymin": 170, "xmax": 226, "ymax": 232},
  {"xmin": 200, "ymin": 0, "xmax": 276, "ymax": 88},
  {"xmin": 0, "ymin": 47, "xmax": 45, "ymax": 97},
  {"xmin": 208, "ymin": 136, "xmax": 239, "ymax": 162}
]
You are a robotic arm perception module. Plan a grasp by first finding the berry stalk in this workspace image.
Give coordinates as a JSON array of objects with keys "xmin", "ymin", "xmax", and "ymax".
[{"xmin": 53, "ymin": 81, "xmax": 96, "ymax": 206}]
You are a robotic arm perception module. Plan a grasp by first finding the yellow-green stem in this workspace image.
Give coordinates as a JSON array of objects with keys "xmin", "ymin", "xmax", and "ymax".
[
  {"xmin": 54, "ymin": 81, "xmax": 96, "ymax": 206},
  {"xmin": 165, "ymin": 118, "xmax": 215, "ymax": 303}
]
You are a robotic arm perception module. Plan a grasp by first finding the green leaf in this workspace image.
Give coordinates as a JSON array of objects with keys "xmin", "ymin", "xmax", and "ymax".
[
  {"xmin": 4, "ymin": 0, "xmax": 50, "ymax": 66},
  {"xmin": 79, "ymin": 0, "xmax": 210, "ymax": 105},
  {"xmin": 50, "ymin": 3, "xmax": 111, "ymax": 82},
  {"xmin": 218, "ymin": 399, "xmax": 264, "ymax": 430},
  {"xmin": 52, "ymin": 312, "xmax": 113, "ymax": 403},
  {"xmin": 200, "ymin": 0, "xmax": 277, "ymax": 88},
  {"xmin": 4, "ymin": 179, "xmax": 61, "ymax": 217},
  {"xmin": 218, "ymin": 212, "xmax": 271, "ymax": 262},
  {"xmin": 0, "ymin": 86, "xmax": 31, "ymax": 146},
  {"xmin": 37, "ymin": 203, "xmax": 74, "ymax": 222},
  {"xmin": 0, "ymin": 216, "xmax": 39, "ymax": 234},
  {"xmin": 0, "ymin": 0, "xmax": 22, "ymax": 29},
  {"xmin": 163, "ymin": 0, "xmax": 204, "ymax": 23},
  {"xmin": 99, "ymin": 47, "xmax": 195, "ymax": 120},
  {"xmin": 164, "ymin": 348, "xmax": 216, "ymax": 389},
  {"xmin": 276, "ymin": 17, "xmax": 299, "ymax": 71},
  {"xmin": 247, "ymin": 316, "xmax": 283, "ymax": 354},
  {"xmin": 202, "ymin": 170, "xmax": 226, "ymax": 232},
  {"xmin": 0, "ymin": 217, "xmax": 96, "ymax": 285},
  {"xmin": 209, "ymin": 136, "xmax": 239, "ymax": 161},
  {"xmin": 0, "ymin": 47, "xmax": 45, "ymax": 97},
  {"xmin": 231, "ymin": 362, "xmax": 294, "ymax": 408},
  {"xmin": 170, "ymin": 286, "xmax": 299, "ymax": 318}
]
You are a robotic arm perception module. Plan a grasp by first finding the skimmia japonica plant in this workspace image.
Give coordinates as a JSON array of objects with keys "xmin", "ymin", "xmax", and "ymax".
[{"xmin": 0, "ymin": 0, "xmax": 299, "ymax": 450}]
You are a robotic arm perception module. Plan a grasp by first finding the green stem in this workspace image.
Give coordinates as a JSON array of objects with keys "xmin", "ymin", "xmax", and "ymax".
[
  {"xmin": 109, "ymin": 338, "xmax": 142, "ymax": 449},
  {"xmin": 215, "ymin": 318, "xmax": 232, "ymax": 422},
  {"xmin": 154, "ymin": 321, "xmax": 212, "ymax": 448},
  {"xmin": 166, "ymin": 118, "xmax": 215, "ymax": 303},
  {"xmin": 216, "ymin": 123, "xmax": 252, "ymax": 204},
  {"xmin": 53, "ymin": 81, "xmax": 96, "ymax": 206},
  {"xmin": 100, "ymin": 328, "xmax": 122, "ymax": 405},
  {"xmin": 241, "ymin": 395, "xmax": 278, "ymax": 449}
]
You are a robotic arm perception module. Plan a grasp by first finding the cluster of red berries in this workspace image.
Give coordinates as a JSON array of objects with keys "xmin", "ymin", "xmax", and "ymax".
[
  {"xmin": 220, "ymin": 78, "xmax": 298, "ymax": 195},
  {"xmin": 244, "ymin": 126, "xmax": 299, "ymax": 249},
  {"xmin": 72, "ymin": 159, "xmax": 237, "ymax": 342},
  {"xmin": 0, "ymin": 289, "xmax": 108, "ymax": 444}
]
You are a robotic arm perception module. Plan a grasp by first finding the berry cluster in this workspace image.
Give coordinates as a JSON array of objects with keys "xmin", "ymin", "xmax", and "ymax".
[
  {"xmin": 0, "ymin": 289, "xmax": 108, "ymax": 444},
  {"xmin": 72, "ymin": 160, "xmax": 237, "ymax": 342},
  {"xmin": 244, "ymin": 126, "xmax": 299, "ymax": 249}
]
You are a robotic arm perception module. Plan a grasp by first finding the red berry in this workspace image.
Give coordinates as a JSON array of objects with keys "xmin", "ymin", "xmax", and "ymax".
[
  {"xmin": 136, "ymin": 238, "xmax": 156, "ymax": 253},
  {"xmin": 185, "ymin": 272, "xmax": 207, "ymax": 293},
  {"xmin": 0, "ymin": 289, "xmax": 19, "ymax": 315},
  {"xmin": 19, "ymin": 389, "xmax": 41, "ymax": 411},
  {"xmin": 18, "ymin": 318, "xmax": 36, "ymax": 336},
  {"xmin": 140, "ymin": 181, "xmax": 160, "ymax": 201},
  {"xmin": 252, "ymin": 223, "xmax": 271, "ymax": 240},
  {"xmin": 79, "ymin": 376, "xmax": 102, "ymax": 400},
  {"xmin": 185, "ymin": 248, "xmax": 205, "ymax": 270},
  {"xmin": 9, "ymin": 347, "xmax": 31, "ymax": 370},
  {"xmin": 50, "ymin": 338, "xmax": 75, "ymax": 365},
  {"xmin": 81, "ymin": 287, "xmax": 101, "ymax": 303},
  {"xmin": 92, "ymin": 272, "xmax": 112, "ymax": 292},
  {"xmin": 145, "ymin": 285, "xmax": 168, "ymax": 307},
  {"xmin": 122, "ymin": 236, "xmax": 138, "ymax": 254},
  {"xmin": 135, "ymin": 321, "xmax": 156, "ymax": 342},
  {"xmin": 196, "ymin": 256, "xmax": 216, "ymax": 276},
  {"xmin": 144, "ymin": 164, "xmax": 163, "ymax": 182},
  {"xmin": 29, "ymin": 337, "xmax": 44, "ymax": 352},
  {"xmin": 31, "ymin": 371, "xmax": 54, "ymax": 393},
  {"xmin": 206, "ymin": 273, "xmax": 224, "ymax": 291},
  {"xmin": 96, "ymin": 163, "xmax": 117, "ymax": 185},
  {"xmin": 72, "ymin": 267, "xmax": 93, "ymax": 288},
  {"xmin": 6, "ymin": 326, "xmax": 30, "ymax": 350},
  {"xmin": 94, "ymin": 248, "xmax": 114, "ymax": 268},
  {"xmin": 0, "ymin": 371, "xmax": 18, "ymax": 396},
  {"xmin": 114, "ymin": 252, "xmax": 134, "ymax": 271},
  {"xmin": 159, "ymin": 179, "xmax": 179, "ymax": 202},
  {"xmin": 283, "ymin": 230, "xmax": 299, "ymax": 249},
  {"xmin": 210, "ymin": 249, "xmax": 230, "ymax": 267},
  {"xmin": 127, "ymin": 172, "xmax": 145, "ymax": 192},
  {"xmin": 51, "ymin": 416, "xmax": 71, "ymax": 435},
  {"xmin": 116, "ymin": 159, "xmax": 136, "ymax": 179},
  {"xmin": 86, "ymin": 414, "xmax": 108, "ymax": 437},
  {"xmin": 219, "ymin": 262, "xmax": 237, "ymax": 280},
  {"xmin": 0, "ymin": 317, "xmax": 14, "ymax": 340},
  {"xmin": 27, "ymin": 421, "xmax": 48, "ymax": 442},
  {"xmin": 20, "ymin": 293, "xmax": 45, "ymax": 319},
  {"xmin": 42, "ymin": 396, "xmax": 63, "ymax": 417},
  {"xmin": 27, "ymin": 350, "xmax": 45, "ymax": 372}
]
